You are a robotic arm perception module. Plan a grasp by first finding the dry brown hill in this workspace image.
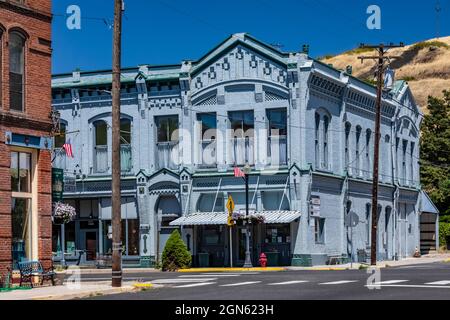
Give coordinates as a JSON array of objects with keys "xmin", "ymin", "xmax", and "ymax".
[{"xmin": 320, "ymin": 36, "xmax": 450, "ymax": 112}]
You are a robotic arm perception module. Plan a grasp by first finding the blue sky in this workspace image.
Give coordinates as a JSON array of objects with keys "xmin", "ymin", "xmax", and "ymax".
[{"xmin": 52, "ymin": 0, "xmax": 450, "ymax": 74}]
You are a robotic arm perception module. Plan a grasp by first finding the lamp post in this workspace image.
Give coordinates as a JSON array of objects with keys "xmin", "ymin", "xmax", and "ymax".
[{"xmin": 243, "ymin": 163, "xmax": 253, "ymax": 268}]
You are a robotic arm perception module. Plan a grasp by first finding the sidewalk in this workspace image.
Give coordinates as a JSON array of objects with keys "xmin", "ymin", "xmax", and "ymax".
[
  {"xmin": 0, "ymin": 281, "xmax": 155, "ymax": 300},
  {"xmin": 286, "ymin": 253, "xmax": 450, "ymax": 271}
]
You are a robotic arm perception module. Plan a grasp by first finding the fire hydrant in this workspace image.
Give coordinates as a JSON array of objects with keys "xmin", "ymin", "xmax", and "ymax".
[{"xmin": 259, "ymin": 253, "xmax": 268, "ymax": 268}]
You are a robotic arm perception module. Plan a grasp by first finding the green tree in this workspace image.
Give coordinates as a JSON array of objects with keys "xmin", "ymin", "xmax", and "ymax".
[
  {"xmin": 420, "ymin": 90, "xmax": 450, "ymax": 216},
  {"xmin": 161, "ymin": 230, "xmax": 191, "ymax": 271}
]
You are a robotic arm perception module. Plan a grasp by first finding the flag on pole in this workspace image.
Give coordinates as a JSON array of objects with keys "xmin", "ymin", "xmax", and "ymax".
[
  {"xmin": 63, "ymin": 139, "xmax": 74, "ymax": 158},
  {"xmin": 234, "ymin": 167, "xmax": 245, "ymax": 178}
]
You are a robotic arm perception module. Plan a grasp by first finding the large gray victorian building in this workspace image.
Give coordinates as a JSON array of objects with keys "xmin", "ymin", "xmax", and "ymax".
[{"xmin": 51, "ymin": 34, "xmax": 439, "ymax": 267}]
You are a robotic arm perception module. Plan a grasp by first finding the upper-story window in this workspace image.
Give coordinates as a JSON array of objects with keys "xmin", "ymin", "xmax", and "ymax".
[
  {"xmin": 155, "ymin": 115, "xmax": 179, "ymax": 170},
  {"xmin": 196, "ymin": 113, "xmax": 217, "ymax": 168},
  {"xmin": 410, "ymin": 142, "xmax": 415, "ymax": 186},
  {"xmin": 267, "ymin": 108, "xmax": 287, "ymax": 166},
  {"xmin": 323, "ymin": 115, "xmax": 329, "ymax": 169},
  {"xmin": 315, "ymin": 113, "xmax": 320, "ymax": 168},
  {"xmin": 314, "ymin": 110, "xmax": 331, "ymax": 171},
  {"xmin": 9, "ymin": 32, "xmax": 25, "ymax": 112},
  {"xmin": 229, "ymin": 110, "xmax": 254, "ymax": 166},
  {"xmin": 120, "ymin": 119, "xmax": 132, "ymax": 173},
  {"xmin": 402, "ymin": 139, "xmax": 408, "ymax": 185},
  {"xmin": 365, "ymin": 129, "xmax": 372, "ymax": 178},
  {"xmin": 344, "ymin": 122, "xmax": 351, "ymax": 169},
  {"xmin": 156, "ymin": 115, "xmax": 179, "ymax": 142},
  {"xmin": 355, "ymin": 126, "xmax": 362, "ymax": 175},
  {"xmin": 53, "ymin": 123, "xmax": 67, "ymax": 170},
  {"xmin": 94, "ymin": 120, "xmax": 108, "ymax": 174}
]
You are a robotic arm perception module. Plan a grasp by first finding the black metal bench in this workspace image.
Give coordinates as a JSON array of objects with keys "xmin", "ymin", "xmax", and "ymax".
[{"xmin": 18, "ymin": 261, "xmax": 55, "ymax": 288}]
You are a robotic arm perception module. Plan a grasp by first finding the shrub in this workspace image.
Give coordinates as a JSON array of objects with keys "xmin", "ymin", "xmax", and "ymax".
[
  {"xmin": 161, "ymin": 230, "xmax": 191, "ymax": 272},
  {"xmin": 439, "ymin": 222, "xmax": 450, "ymax": 249},
  {"xmin": 412, "ymin": 41, "xmax": 449, "ymax": 51}
]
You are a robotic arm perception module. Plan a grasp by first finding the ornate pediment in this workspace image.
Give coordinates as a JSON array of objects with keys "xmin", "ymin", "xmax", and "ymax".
[{"xmin": 190, "ymin": 38, "xmax": 288, "ymax": 94}]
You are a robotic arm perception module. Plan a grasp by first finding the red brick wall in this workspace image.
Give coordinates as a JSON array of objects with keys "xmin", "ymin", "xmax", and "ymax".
[{"xmin": 0, "ymin": 0, "xmax": 52, "ymax": 274}]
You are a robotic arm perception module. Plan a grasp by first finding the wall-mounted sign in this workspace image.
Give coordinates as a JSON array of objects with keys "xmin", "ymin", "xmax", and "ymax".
[
  {"xmin": 52, "ymin": 168, "xmax": 65, "ymax": 202},
  {"xmin": 310, "ymin": 195, "xmax": 321, "ymax": 217}
]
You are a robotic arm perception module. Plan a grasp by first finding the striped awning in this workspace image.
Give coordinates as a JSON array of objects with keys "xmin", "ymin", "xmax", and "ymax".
[{"xmin": 170, "ymin": 211, "xmax": 301, "ymax": 226}]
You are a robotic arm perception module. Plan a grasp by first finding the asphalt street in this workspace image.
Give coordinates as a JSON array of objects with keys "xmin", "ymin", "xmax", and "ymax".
[{"xmin": 84, "ymin": 262, "xmax": 450, "ymax": 300}]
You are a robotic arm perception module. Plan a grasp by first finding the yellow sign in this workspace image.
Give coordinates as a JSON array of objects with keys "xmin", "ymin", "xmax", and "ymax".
[
  {"xmin": 226, "ymin": 195, "xmax": 235, "ymax": 213},
  {"xmin": 226, "ymin": 196, "xmax": 235, "ymax": 227}
]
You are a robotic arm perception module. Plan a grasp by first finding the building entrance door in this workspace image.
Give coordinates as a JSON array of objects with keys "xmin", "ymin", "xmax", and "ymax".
[{"xmin": 85, "ymin": 232, "xmax": 97, "ymax": 261}]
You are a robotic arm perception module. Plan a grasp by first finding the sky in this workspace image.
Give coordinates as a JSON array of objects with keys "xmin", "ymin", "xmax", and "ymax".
[{"xmin": 51, "ymin": 0, "xmax": 450, "ymax": 74}]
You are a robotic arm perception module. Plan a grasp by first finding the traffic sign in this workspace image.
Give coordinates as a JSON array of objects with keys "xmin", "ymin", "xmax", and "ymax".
[{"xmin": 226, "ymin": 195, "xmax": 235, "ymax": 213}]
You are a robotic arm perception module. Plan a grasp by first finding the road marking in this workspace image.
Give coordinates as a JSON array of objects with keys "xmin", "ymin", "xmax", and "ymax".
[
  {"xmin": 319, "ymin": 280, "xmax": 358, "ymax": 285},
  {"xmin": 373, "ymin": 280, "xmax": 409, "ymax": 285},
  {"xmin": 152, "ymin": 278, "xmax": 217, "ymax": 284},
  {"xmin": 202, "ymin": 273, "xmax": 260, "ymax": 276},
  {"xmin": 221, "ymin": 281, "xmax": 262, "ymax": 287},
  {"xmin": 268, "ymin": 281, "xmax": 309, "ymax": 286},
  {"xmin": 173, "ymin": 282, "xmax": 217, "ymax": 288},
  {"xmin": 425, "ymin": 281, "xmax": 450, "ymax": 285},
  {"xmin": 179, "ymin": 274, "xmax": 241, "ymax": 278},
  {"xmin": 366, "ymin": 284, "xmax": 450, "ymax": 289}
]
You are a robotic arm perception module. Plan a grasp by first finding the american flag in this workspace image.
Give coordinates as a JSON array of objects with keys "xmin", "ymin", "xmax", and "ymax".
[
  {"xmin": 234, "ymin": 167, "xmax": 245, "ymax": 178},
  {"xmin": 63, "ymin": 139, "xmax": 74, "ymax": 158}
]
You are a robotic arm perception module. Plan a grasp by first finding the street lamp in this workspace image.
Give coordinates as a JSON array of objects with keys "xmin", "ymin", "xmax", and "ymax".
[{"xmin": 243, "ymin": 163, "xmax": 253, "ymax": 268}]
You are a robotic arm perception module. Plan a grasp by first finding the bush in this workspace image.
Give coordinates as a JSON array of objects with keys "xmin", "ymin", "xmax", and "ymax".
[
  {"xmin": 439, "ymin": 222, "xmax": 450, "ymax": 249},
  {"xmin": 161, "ymin": 230, "xmax": 191, "ymax": 272}
]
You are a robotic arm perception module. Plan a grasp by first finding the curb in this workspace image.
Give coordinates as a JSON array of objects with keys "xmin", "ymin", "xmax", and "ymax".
[
  {"xmin": 30, "ymin": 285, "xmax": 137, "ymax": 300},
  {"xmin": 177, "ymin": 267, "xmax": 287, "ymax": 273}
]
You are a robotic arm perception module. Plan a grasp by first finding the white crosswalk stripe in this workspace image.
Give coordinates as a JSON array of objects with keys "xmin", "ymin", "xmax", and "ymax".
[
  {"xmin": 268, "ymin": 281, "xmax": 309, "ymax": 286},
  {"xmin": 319, "ymin": 280, "xmax": 358, "ymax": 285},
  {"xmin": 221, "ymin": 281, "xmax": 262, "ymax": 287},
  {"xmin": 179, "ymin": 274, "xmax": 241, "ymax": 278},
  {"xmin": 174, "ymin": 282, "xmax": 217, "ymax": 288},
  {"xmin": 425, "ymin": 281, "xmax": 450, "ymax": 285},
  {"xmin": 152, "ymin": 278, "xmax": 217, "ymax": 284},
  {"xmin": 373, "ymin": 280, "xmax": 409, "ymax": 285}
]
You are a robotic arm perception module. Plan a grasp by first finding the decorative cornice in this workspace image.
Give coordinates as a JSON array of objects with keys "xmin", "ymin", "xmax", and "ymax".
[
  {"xmin": 0, "ymin": 1, "xmax": 52, "ymax": 23},
  {"xmin": 0, "ymin": 112, "xmax": 52, "ymax": 132}
]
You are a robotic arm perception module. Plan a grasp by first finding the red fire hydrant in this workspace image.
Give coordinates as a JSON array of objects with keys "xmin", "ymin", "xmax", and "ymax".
[{"xmin": 259, "ymin": 253, "xmax": 268, "ymax": 268}]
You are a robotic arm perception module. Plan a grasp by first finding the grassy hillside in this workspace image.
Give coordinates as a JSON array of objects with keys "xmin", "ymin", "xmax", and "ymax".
[{"xmin": 320, "ymin": 36, "xmax": 450, "ymax": 112}]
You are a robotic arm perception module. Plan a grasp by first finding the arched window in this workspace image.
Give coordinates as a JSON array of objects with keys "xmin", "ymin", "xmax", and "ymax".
[
  {"xmin": 345, "ymin": 122, "xmax": 351, "ymax": 169},
  {"xmin": 9, "ymin": 32, "xmax": 26, "ymax": 112},
  {"xmin": 323, "ymin": 115, "xmax": 329, "ymax": 169},
  {"xmin": 120, "ymin": 119, "xmax": 132, "ymax": 172},
  {"xmin": 94, "ymin": 121, "xmax": 108, "ymax": 173},
  {"xmin": 315, "ymin": 113, "xmax": 320, "ymax": 168},
  {"xmin": 355, "ymin": 126, "xmax": 362, "ymax": 176},
  {"xmin": 55, "ymin": 123, "xmax": 67, "ymax": 149},
  {"xmin": 366, "ymin": 129, "xmax": 372, "ymax": 178}
]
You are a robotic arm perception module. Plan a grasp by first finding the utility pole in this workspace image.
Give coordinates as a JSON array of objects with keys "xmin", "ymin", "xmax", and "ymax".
[
  {"xmin": 358, "ymin": 43, "xmax": 403, "ymax": 266},
  {"xmin": 111, "ymin": 0, "xmax": 124, "ymax": 288}
]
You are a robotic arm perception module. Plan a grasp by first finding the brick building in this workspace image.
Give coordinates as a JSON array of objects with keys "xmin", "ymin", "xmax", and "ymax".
[{"xmin": 0, "ymin": 0, "xmax": 53, "ymax": 272}]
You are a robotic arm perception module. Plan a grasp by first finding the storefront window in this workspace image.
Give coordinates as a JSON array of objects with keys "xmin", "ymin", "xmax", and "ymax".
[
  {"xmin": 265, "ymin": 225, "xmax": 290, "ymax": 244},
  {"xmin": 103, "ymin": 219, "xmax": 139, "ymax": 256},
  {"xmin": 12, "ymin": 198, "xmax": 31, "ymax": 267},
  {"xmin": 201, "ymin": 226, "xmax": 223, "ymax": 246}
]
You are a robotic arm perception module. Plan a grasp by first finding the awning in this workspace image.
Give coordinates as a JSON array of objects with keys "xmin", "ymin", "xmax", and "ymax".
[
  {"xmin": 170, "ymin": 211, "xmax": 301, "ymax": 226},
  {"xmin": 420, "ymin": 191, "xmax": 440, "ymax": 214}
]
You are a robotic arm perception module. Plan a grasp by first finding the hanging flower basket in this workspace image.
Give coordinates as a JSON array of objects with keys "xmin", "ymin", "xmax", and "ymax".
[
  {"xmin": 232, "ymin": 212, "xmax": 265, "ymax": 225},
  {"xmin": 52, "ymin": 202, "xmax": 77, "ymax": 224}
]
